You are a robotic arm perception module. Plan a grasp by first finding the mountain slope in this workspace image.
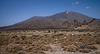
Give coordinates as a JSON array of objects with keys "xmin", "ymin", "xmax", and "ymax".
[{"xmin": 0, "ymin": 10, "xmax": 95, "ymax": 30}]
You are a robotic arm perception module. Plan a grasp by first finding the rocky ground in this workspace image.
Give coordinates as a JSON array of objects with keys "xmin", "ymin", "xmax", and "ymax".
[{"xmin": 0, "ymin": 29, "xmax": 100, "ymax": 54}]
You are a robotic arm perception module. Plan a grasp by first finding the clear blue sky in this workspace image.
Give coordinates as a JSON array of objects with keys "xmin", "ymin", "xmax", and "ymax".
[{"xmin": 0, "ymin": 0, "xmax": 100, "ymax": 26}]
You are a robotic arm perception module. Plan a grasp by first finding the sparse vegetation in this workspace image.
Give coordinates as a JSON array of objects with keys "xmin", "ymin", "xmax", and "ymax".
[{"xmin": 0, "ymin": 30, "xmax": 100, "ymax": 54}]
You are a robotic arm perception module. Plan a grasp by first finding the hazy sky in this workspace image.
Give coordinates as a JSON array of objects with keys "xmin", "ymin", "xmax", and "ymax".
[{"xmin": 0, "ymin": 0, "xmax": 100, "ymax": 26}]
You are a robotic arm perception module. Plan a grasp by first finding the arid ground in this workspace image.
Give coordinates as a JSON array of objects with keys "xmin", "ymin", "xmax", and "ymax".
[{"xmin": 0, "ymin": 29, "xmax": 100, "ymax": 54}]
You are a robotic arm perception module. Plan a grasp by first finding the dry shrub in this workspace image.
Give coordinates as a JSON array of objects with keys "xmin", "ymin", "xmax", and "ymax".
[
  {"xmin": 41, "ymin": 45, "xmax": 52, "ymax": 51},
  {"xmin": 7, "ymin": 46, "xmax": 23, "ymax": 53},
  {"xmin": 21, "ymin": 36, "xmax": 26, "ymax": 40},
  {"xmin": 67, "ymin": 45, "xmax": 77, "ymax": 52},
  {"xmin": 17, "ymin": 51, "xmax": 27, "ymax": 54},
  {"xmin": 37, "ymin": 50, "xmax": 46, "ymax": 54},
  {"xmin": 96, "ymin": 37, "xmax": 100, "ymax": 44},
  {"xmin": 0, "ymin": 35, "xmax": 9, "ymax": 46},
  {"xmin": 79, "ymin": 49, "xmax": 91, "ymax": 53},
  {"xmin": 95, "ymin": 50, "xmax": 100, "ymax": 54},
  {"xmin": 29, "ymin": 48, "xmax": 45, "ymax": 54},
  {"xmin": 30, "ymin": 48, "xmax": 38, "ymax": 53},
  {"xmin": 12, "ymin": 36, "xmax": 19, "ymax": 40},
  {"xmin": 63, "ymin": 47, "xmax": 67, "ymax": 51},
  {"xmin": 89, "ymin": 45, "xmax": 97, "ymax": 50}
]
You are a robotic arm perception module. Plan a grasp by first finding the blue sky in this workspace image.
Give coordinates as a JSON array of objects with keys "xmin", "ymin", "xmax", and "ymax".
[{"xmin": 0, "ymin": 0, "xmax": 100, "ymax": 26}]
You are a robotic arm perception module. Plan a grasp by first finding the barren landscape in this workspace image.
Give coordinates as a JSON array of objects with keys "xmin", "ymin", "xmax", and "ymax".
[
  {"xmin": 0, "ymin": 29, "xmax": 100, "ymax": 54},
  {"xmin": 0, "ymin": 0, "xmax": 100, "ymax": 54}
]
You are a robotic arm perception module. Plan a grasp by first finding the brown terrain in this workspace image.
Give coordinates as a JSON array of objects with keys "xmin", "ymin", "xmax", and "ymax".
[{"xmin": 0, "ymin": 30, "xmax": 100, "ymax": 54}]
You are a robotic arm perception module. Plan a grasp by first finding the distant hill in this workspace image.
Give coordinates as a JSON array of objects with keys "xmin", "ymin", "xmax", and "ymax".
[{"xmin": 1, "ymin": 10, "xmax": 100, "ymax": 30}]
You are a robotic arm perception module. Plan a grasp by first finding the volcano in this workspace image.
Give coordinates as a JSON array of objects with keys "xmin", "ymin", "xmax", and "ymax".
[{"xmin": 1, "ymin": 10, "xmax": 100, "ymax": 30}]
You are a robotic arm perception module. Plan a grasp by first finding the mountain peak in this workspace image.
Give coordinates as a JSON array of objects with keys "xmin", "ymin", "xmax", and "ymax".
[{"xmin": 65, "ymin": 10, "xmax": 71, "ymax": 14}]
